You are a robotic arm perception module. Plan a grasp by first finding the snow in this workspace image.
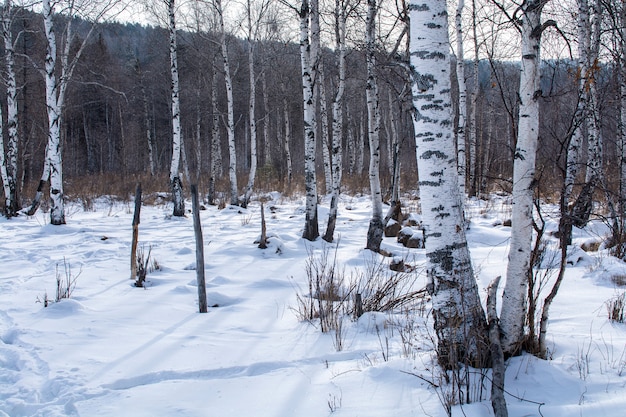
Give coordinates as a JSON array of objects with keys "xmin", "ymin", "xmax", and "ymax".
[{"xmin": 1, "ymin": 194, "xmax": 625, "ymax": 416}]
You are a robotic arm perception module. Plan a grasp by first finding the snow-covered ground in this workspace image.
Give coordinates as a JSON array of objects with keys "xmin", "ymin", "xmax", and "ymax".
[{"xmin": 1, "ymin": 193, "xmax": 625, "ymax": 416}]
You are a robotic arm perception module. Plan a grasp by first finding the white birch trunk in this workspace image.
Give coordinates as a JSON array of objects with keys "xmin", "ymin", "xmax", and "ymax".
[
  {"xmin": 43, "ymin": 0, "xmax": 65, "ymax": 225},
  {"xmin": 319, "ymin": 69, "xmax": 332, "ymax": 195},
  {"xmin": 2, "ymin": 0, "xmax": 18, "ymax": 217},
  {"xmin": 584, "ymin": 0, "xmax": 602, "ymax": 187},
  {"xmin": 323, "ymin": 0, "xmax": 346, "ymax": 243},
  {"xmin": 410, "ymin": 0, "xmax": 487, "ymax": 368},
  {"xmin": 621, "ymin": 5, "xmax": 626, "ymax": 231},
  {"xmin": 387, "ymin": 88, "xmax": 400, "ymax": 203},
  {"xmin": 215, "ymin": 0, "xmax": 238, "ymax": 205},
  {"xmin": 300, "ymin": 0, "xmax": 319, "ymax": 241},
  {"xmin": 141, "ymin": 79, "xmax": 155, "ymax": 176},
  {"xmin": 456, "ymin": 0, "xmax": 467, "ymax": 199},
  {"xmin": 468, "ymin": 0, "xmax": 479, "ymax": 197},
  {"xmin": 365, "ymin": 0, "xmax": 383, "ymax": 252},
  {"xmin": 243, "ymin": 3, "xmax": 257, "ymax": 208},
  {"xmin": 0, "ymin": 101, "xmax": 8, "ymax": 215},
  {"xmin": 262, "ymin": 72, "xmax": 271, "ymax": 167},
  {"xmin": 168, "ymin": 0, "xmax": 184, "ymax": 217},
  {"xmin": 356, "ymin": 117, "xmax": 365, "ymax": 176},
  {"xmin": 211, "ymin": 65, "xmax": 222, "ymax": 175},
  {"xmin": 561, "ymin": 0, "xmax": 592, "ymax": 244},
  {"xmin": 283, "ymin": 94, "xmax": 293, "ymax": 187},
  {"xmin": 500, "ymin": 0, "xmax": 545, "ymax": 355}
]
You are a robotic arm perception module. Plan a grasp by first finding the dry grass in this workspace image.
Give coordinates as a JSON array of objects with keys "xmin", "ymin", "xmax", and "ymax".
[{"xmin": 581, "ymin": 240, "xmax": 602, "ymax": 252}]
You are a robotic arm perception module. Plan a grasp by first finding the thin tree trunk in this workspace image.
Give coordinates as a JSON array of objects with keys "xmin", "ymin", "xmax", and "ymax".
[
  {"xmin": 323, "ymin": 0, "xmax": 346, "ymax": 243},
  {"xmin": 43, "ymin": 0, "xmax": 64, "ymax": 225},
  {"xmin": 410, "ymin": 0, "xmax": 488, "ymax": 369},
  {"xmin": 168, "ymin": 0, "xmax": 185, "ymax": 217},
  {"xmin": 215, "ymin": 0, "xmax": 238, "ymax": 206},
  {"xmin": 319, "ymin": 69, "xmax": 332, "ymax": 195},
  {"xmin": 209, "ymin": 64, "xmax": 221, "ymax": 205},
  {"xmin": 191, "ymin": 184, "xmax": 208, "ymax": 313},
  {"xmin": 283, "ymin": 91, "xmax": 293, "ymax": 187},
  {"xmin": 243, "ymin": 1, "xmax": 257, "ymax": 208},
  {"xmin": 365, "ymin": 0, "xmax": 383, "ymax": 252},
  {"xmin": 300, "ymin": 0, "xmax": 319, "ymax": 241},
  {"xmin": 501, "ymin": 0, "xmax": 548, "ymax": 356},
  {"xmin": 2, "ymin": 0, "xmax": 18, "ymax": 217},
  {"xmin": 456, "ymin": 0, "xmax": 467, "ymax": 199},
  {"xmin": 262, "ymin": 71, "xmax": 271, "ymax": 167},
  {"xmin": 468, "ymin": 0, "xmax": 479, "ymax": 198},
  {"xmin": 487, "ymin": 276, "xmax": 508, "ymax": 417},
  {"xmin": 131, "ymin": 183, "xmax": 142, "ymax": 280}
]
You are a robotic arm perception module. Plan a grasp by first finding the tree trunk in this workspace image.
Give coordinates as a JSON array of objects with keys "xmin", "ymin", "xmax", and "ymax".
[
  {"xmin": 300, "ymin": 0, "xmax": 319, "ymax": 241},
  {"xmin": 262, "ymin": 72, "xmax": 271, "ymax": 167},
  {"xmin": 468, "ymin": 0, "xmax": 479, "ymax": 198},
  {"xmin": 487, "ymin": 276, "xmax": 508, "ymax": 417},
  {"xmin": 243, "ymin": 1, "xmax": 258, "ymax": 208},
  {"xmin": 323, "ymin": 0, "xmax": 346, "ymax": 243},
  {"xmin": 191, "ymin": 184, "xmax": 208, "ymax": 313},
  {"xmin": 2, "ymin": 0, "xmax": 18, "ymax": 217},
  {"xmin": 319, "ymin": 69, "xmax": 332, "ymax": 195},
  {"xmin": 283, "ymin": 91, "xmax": 293, "ymax": 187},
  {"xmin": 209, "ymin": 65, "xmax": 221, "ymax": 205},
  {"xmin": 501, "ymin": 0, "xmax": 547, "ymax": 356},
  {"xmin": 365, "ymin": 0, "xmax": 383, "ymax": 253},
  {"xmin": 455, "ymin": 0, "xmax": 467, "ymax": 199},
  {"xmin": 168, "ymin": 0, "xmax": 184, "ymax": 217},
  {"xmin": 410, "ymin": 0, "xmax": 488, "ymax": 369},
  {"xmin": 43, "ymin": 0, "xmax": 65, "ymax": 225},
  {"xmin": 215, "ymin": 0, "xmax": 238, "ymax": 206},
  {"xmin": 131, "ymin": 184, "xmax": 142, "ymax": 280}
]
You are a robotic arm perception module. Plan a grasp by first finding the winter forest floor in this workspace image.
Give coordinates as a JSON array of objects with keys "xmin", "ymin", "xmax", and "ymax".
[{"xmin": 1, "ymin": 192, "xmax": 626, "ymax": 416}]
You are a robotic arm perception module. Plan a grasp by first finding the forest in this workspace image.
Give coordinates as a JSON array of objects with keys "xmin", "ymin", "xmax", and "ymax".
[{"xmin": 1, "ymin": 0, "xmax": 626, "ymax": 416}]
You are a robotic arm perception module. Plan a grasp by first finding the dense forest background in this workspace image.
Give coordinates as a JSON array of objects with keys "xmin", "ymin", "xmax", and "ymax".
[{"xmin": 0, "ymin": 4, "xmax": 623, "ymax": 207}]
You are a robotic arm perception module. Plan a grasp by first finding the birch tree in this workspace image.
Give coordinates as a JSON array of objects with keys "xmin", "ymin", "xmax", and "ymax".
[
  {"xmin": 0, "ymin": 0, "xmax": 18, "ymax": 217},
  {"xmin": 455, "ymin": 0, "xmax": 467, "ymax": 198},
  {"xmin": 298, "ymin": 0, "xmax": 319, "ymax": 241},
  {"xmin": 409, "ymin": 0, "xmax": 488, "ymax": 368},
  {"xmin": 365, "ymin": 0, "xmax": 383, "ymax": 252},
  {"xmin": 242, "ymin": 0, "xmax": 271, "ymax": 207},
  {"xmin": 500, "ymin": 0, "xmax": 553, "ymax": 355},
  {"xmin": 208, "ymin": 62, "xmax": 222, "ymax": 205},
  {"xmin": 27, "ymin": 0, "xmax": 121, "ymax": 222},
  {"xmin": 214, "ymin": 0, "xmax": 239, "ymax": 206},
  {"xmin": 323, "ymin": 0, "xmax": 348, "ymax": 243},
  {"xmin": 166, "ymin": 0, "xmax": 184, "ymax": 216}
]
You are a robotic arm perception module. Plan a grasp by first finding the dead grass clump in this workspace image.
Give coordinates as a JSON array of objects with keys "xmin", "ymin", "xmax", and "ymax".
[
  {"xmin": 581, "ymin": 240, "xmax": 602, "ymax": 252},
  {"xmin": 610, "ymin": 274, "xmax": 626, "ymax": 287},
  {"xmin": 606, "ymin": 292, "xmax": 625, "ymax": 323}
]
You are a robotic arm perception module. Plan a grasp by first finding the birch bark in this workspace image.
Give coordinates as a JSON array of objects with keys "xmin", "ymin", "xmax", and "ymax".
[
  {"xmin": 300, "ymin": 0, "xmax": 319, "ymax": 241},
  {"xmin": 168, "ymin": 0, "xmax": 184, "ymax": 217},
  {"xmin": 43, "ymin": 0, "xmax": 65, "ymax": 225},
  {"xmin": 455, "ymin": 0, "xmax": 467, "ymax": 199},
  {"xmin": 365, "ymin": 0, "xmax": 383, "ymax": 252},
  {"xmin": 323, "ymin": 0, "xmax": 347, "ymax": 243},
  {"xmin": 215, "ymin": 0, "xmax": 239, "ymax": 206},
  {"xmin": 500, "ymin": 0, "xmax": 547, "ymax": 355},
  {"xmin": 1, "ymin": 0, "xmax": 18, "ymax": 217},
  {"xmin": 410, "ymin": 0, "xmax": 488, "ymax": 368},
  {"xmin": 243, "ymin": 0, "xmax": 258, "ymax": 208}
]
